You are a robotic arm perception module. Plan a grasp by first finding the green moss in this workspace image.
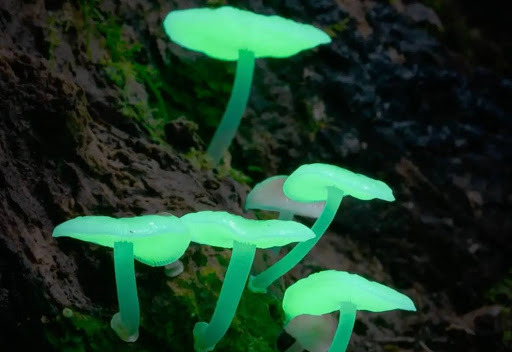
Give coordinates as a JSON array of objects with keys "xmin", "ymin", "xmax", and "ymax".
[
  {"xmin": 191, "ymin": 246, "xmax": 209, "ymax": 267},
  {"xmin": 76, "ymin": 0, "xmax": 171, "ymax": 142},
  {"xmin": 486, "ymin": 268, "xmax": 512, "ymax": 305},
  {"xmin": 46, "ymin": 310, "xmax": 128, "ymax": 352},
  {"xmin": 187, "ymin": 264, "xmax": 284, "ymax": 352},
  {"xmin": 184, "ymin": 148, "xmax": 213, "ymax": 169},
  {"xmin": 324, "ymin": 18, "xmax": 349, "ymax": 38},
  {"xmin": 46, "ymin": 247, "xmax": 285, "ymax": 352},
  {"xmin": 184, "ymin": 147, "xmax": 253, "ymax": 185}
]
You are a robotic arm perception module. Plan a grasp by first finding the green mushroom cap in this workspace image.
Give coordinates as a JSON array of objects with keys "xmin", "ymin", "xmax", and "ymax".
[
  {"xmin": 52, "ymin": 215, "xmax": 190, "ymax": 267},
  {"xmin": 283, "ymin": 163, "xmax": 395, "ymax": 203},
  {"xmin": 181, "ymin": 211, "xmax": 314, "ymax": 248},
  {"xmin": 283, "ymin": 270, "xmax": 416, "ymax": 322},
  {"xmin": 163, "ymin": 6, "xmax": 331, "ymax": 61}
]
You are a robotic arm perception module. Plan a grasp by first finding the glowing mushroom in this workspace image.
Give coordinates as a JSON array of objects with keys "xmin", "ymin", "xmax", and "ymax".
[
  {"xmin": 249, "ymin": 163, "xmax": 395, "ymax": 293},
  {"xmin": 283, "ymin": 270, "xmax": 416, "ymax": 351},
  {"xmin": 163, "ymin": 6, "xmax": 331, "ymax": 165},
  {"xmin": 180, "ymin": 211, "xmax": 315, "ymax": 352},
  {"xmin": 52, "ymin": 215, "xmax": 190, "ymax": 342}
]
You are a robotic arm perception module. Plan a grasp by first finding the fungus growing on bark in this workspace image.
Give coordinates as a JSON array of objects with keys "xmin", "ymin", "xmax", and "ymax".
[
  {"xmin": 163, "ymin": 6, "xmax": 330, "ymax": 165},
  {"xmin": 180, "ymin": 211, "xmax": 314, "ymax": 352},
  {"xmin": 283, "ymin": 270, "xmax": 416, "ymax": 352},
  {"xmin": 249, "ymin": 163, "xmax": 395, "ymax": 293},
  {"xmin": 53, "ymin": 215, "xmax": 190, "ymax": 342}
]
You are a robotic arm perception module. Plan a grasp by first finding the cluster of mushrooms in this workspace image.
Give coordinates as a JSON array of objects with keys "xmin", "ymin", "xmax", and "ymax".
[{"xmin": 53, "ymin": 6, "xmax": 416, "ymax": 352}]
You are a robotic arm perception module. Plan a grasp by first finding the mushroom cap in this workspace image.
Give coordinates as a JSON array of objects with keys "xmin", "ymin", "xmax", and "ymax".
[
  {"xmin": 283, "ymin": 270, "xmax": 416, "ymax": 321},
  {"xmin": 180, "ymin": 211, "xmax": 314, "ymax": 248},
  {"xmin": 163, "ymin": 6, "xmax": 331, "ymax": 61},
  {"xmin": 53, "ymin": 215, "xmax": 190, "ymax": 267},
  {"xmin": 283, "ymin": 163, "xmax": 395, "ymax": 203},
  {"xmin": 245, "ymin": 175, "xmax": 325, "ymax": 218},
  {"xmin": 284, "ymin": 314, "xmax": 337, "ymax": 352}
]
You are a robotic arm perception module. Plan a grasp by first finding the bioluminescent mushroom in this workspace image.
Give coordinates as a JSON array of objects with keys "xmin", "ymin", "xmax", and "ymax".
[
  {"xmin": 245, "ymin": 175, "xmax": 325, "ymax": 221},
  {"xmin": 52, "ymin": 215, "xmax": 190, "ymax": 342},
  {"xmin": 282, "ymin": 270, "xmax": 416, "ymax": 352},
  {"xmin": 249, "ymin": 163, "xmax": 395, "ymax": 293},
  {"xmin": 163, "ymin": 6, "xmax": 331, "ymax": 165},
  {"xmin": 180, "ymin": 211, "xmax": 315, "ymax": 352}
]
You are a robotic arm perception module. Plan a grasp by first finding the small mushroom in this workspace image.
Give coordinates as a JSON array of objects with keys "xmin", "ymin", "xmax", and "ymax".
[
  {"xmin": 284, "ymin": 313, "xmax": 337, "ymax": 352},
  {"xmin": 52, "ymin": 215, "xmax": 190, "ymax": 342},
  {"xmin": 249, "ymin": 163, "xmax": 395, "ymax": 293},
  {"xmin": 282, "ymin": 270, "xmax": 416, "ymax": 352},
  {"xmin": 245, "ymin": 175, "xmax": 325, "ymax": 220},
  {"xmin": 180, "ymin": 211, "xmax": 315, "ymax": 352},
  {"xmin": 245, "ymin": 175, "xmax": 325, "ymax": 255},
  {"xmin": 163, "ymin": 6, "xmax": 331, "ymax": 165}
]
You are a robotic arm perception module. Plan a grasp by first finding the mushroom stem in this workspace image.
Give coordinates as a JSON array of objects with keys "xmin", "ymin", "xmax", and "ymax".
[
  {"xmin": 110, "ymin": 241, "xmax": 140, "ymax": 342},
  {"xmin": 329, "ymin": 303, "xmax": 357, "ymax": 352},
  {"xmin": 248, "ymin": 187, "xmax": 344, "ymax": 293},
  {"xmin": 206, "ymin": 49, "xmax": 255, "ymax": 165},
  {"xmin": 194, "ymin": 241, "xmax": 256, "ymax": 351}
]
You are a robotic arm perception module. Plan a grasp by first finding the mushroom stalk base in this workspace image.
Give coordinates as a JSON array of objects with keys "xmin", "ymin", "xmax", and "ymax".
[
  {"xmin": 330, "ymin": 303, "xmax": 357, "ymax": 352},
  {"xmin": 206, "ymin": 49, "xmax": 255, "ymax": 166},
  {"xmin": 194, "ymin": 241, "xmax": 256, "ymax": 351},
  {"xmin": 111, "ymin": 241, "xmax": 140, "ymax": 342},
  {"xmin": 248, "ymin": 187, "xmax": 344, "ymax": 293}
]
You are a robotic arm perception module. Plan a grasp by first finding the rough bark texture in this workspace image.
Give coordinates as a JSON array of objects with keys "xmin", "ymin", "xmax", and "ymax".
[{"xmin": 1, "ymin": 0, "xmax": 511, "ymax": 351}]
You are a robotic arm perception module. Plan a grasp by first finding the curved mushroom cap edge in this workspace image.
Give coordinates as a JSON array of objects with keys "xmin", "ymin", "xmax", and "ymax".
[
  {"xmin": 181, "ymin": 211, "xmax": 314, "ymax": 248},
  {"xmin": 52, "ymin": 215, "xmax": 191, "ymax": 267},
  {"xmin": 283, "ymin": 270, "xmax": 416, "ymax": 321},
  {"xmin": 163, "ymin": 6, "xmax": 331, "ymax": 61},
  {"xmin": 283, "ymin": 163, "xmax": 395, "ymax": 203}
]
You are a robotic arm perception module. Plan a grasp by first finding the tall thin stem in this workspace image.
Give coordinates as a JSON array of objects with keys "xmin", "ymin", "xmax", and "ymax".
[
  {"xmin": 329, "ymin": 303, "xmax": 357, "ymax": 352},
  {"xmin": 194, "ymin": 241, "xmax": 256, "ymax": 351},
  {"xmin": 111, "ymin": 241, "xmax": 140, "ymax": 342},
  {"xmin": 206, "ymin": 49, "xmax": 255, "ymax": 165},
  {"xmin": 249, "ymin": 187, "xmax": 344, "ymax": 293}
]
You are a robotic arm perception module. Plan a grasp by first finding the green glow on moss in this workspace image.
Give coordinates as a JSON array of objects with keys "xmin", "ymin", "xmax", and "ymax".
[
  {"xmin": 181, "ymin": 211, "xmax": 314, "ymax": 351},
  {"xmin": 193, "ymin": 241, "xmax": 256, "ymax": 352}
]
